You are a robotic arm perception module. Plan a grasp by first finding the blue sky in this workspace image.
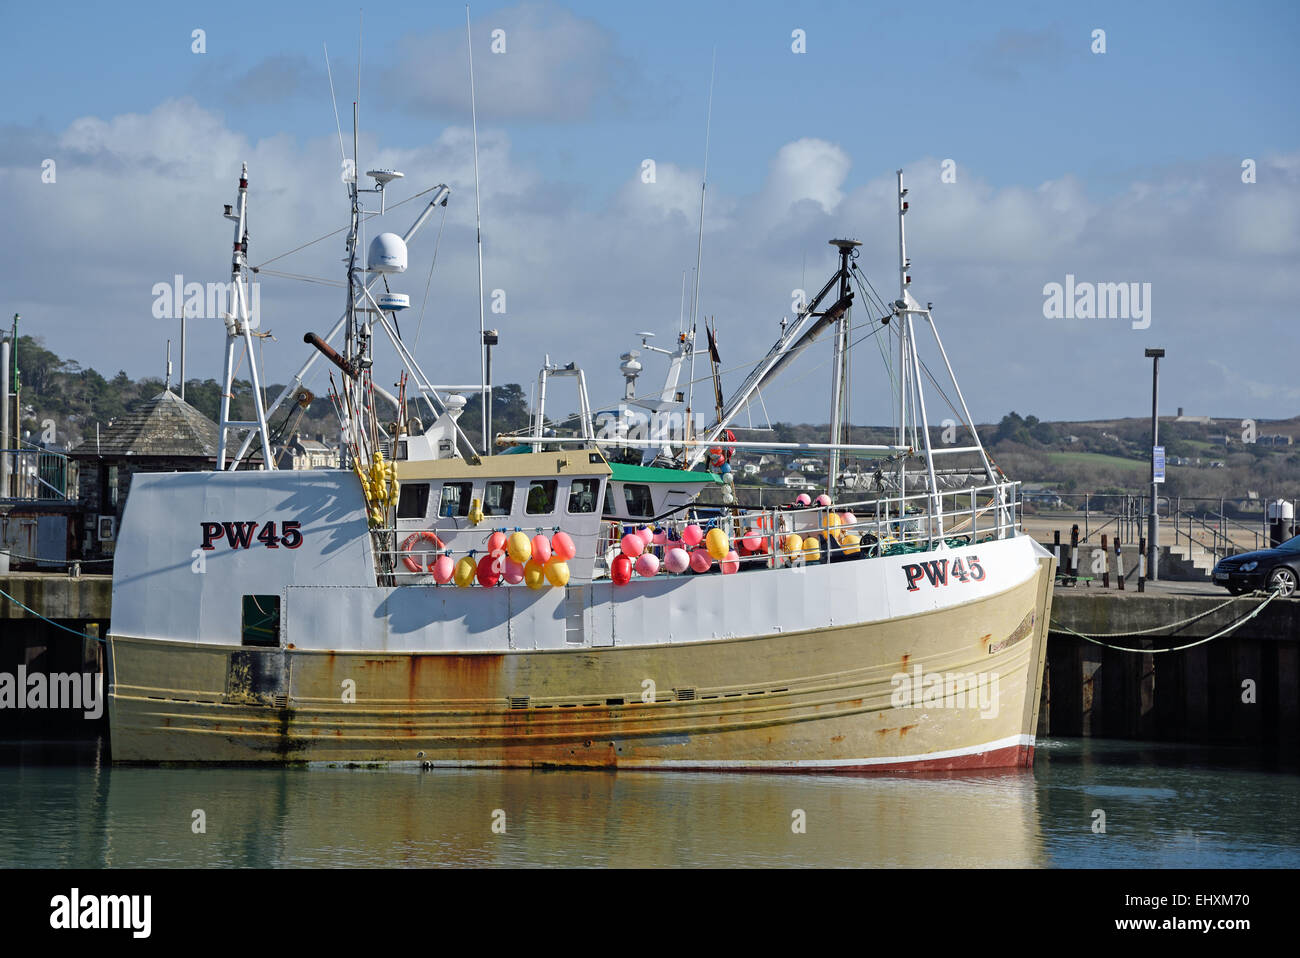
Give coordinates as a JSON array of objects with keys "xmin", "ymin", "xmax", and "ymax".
[{"xmin": 2, "ymin": 0, "xmax": 1298, "ymax": 426}]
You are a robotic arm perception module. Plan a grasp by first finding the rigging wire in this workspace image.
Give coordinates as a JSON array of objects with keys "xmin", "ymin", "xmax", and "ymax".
[{"xmin": 412, "ymin": 203, "xmax": 449, "ymax": 355}]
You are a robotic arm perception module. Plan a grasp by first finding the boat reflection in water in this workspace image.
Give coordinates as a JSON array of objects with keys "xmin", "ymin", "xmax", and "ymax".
[{"xmin": 85, "ymin": 764, "xmax": 1045, "ymax": 868}]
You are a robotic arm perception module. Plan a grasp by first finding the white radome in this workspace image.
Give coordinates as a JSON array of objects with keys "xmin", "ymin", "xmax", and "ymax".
[{"xmin": 368, "ymin": 232, "xmax": 408, "ymax": 273}]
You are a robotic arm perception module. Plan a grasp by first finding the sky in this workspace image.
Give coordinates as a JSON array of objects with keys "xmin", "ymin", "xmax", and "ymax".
[{"xmin": 2, "ymin": 0, "xmax": 1298, "ymax": 429}]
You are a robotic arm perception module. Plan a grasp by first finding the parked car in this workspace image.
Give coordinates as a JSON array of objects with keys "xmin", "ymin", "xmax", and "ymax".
[{"xmin": 1211, "ymin": 534, "xmax": 1300, "ymax": 596}]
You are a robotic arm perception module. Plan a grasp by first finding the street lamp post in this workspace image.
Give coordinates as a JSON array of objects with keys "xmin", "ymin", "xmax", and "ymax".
[{"xmin": 1145, "ymin": 348, "xmax": 1165, "ymax": 580}]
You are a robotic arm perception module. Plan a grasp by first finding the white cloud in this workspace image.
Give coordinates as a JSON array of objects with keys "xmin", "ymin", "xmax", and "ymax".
[
  {"xmin": 385, "ymin": 2, "xmax": 635, "ymax": 122},
  {"xmin": 4, "ymin": 98, "xmax": 1299, "ymax": 431}
]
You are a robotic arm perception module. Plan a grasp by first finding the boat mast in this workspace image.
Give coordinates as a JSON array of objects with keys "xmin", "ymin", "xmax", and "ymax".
[
  {"xmin": 467, "ymin": 4, "xmax": 489, "ymax": 456},
  {"xmin": 216, "ymin": 163, "xmax": 275, "ymax": 471},
  {"xmin": 827, "ymin": 239, "xmax": 859, "ymax": 496},
  {"xmin": 684, "ymin": 52, "xmax": 716, "ymax": 463},
  {"xmin": 896, "ymin": 170, "xmax": 910, "ymax": 511},
  {"xmin": 895, "ymin": 170, "xmax": 943, "ymax": 538}
]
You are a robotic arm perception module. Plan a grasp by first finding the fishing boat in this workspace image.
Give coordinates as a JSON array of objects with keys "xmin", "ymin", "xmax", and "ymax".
[{"xmin": 106, "ymin": 131, "xmax": 1055, "ymax": 767}]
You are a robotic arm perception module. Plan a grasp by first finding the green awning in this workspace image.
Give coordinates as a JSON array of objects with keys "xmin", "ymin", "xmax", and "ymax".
[{"xmin": 609, "ymin": 462, "xmax": 722, "ymax": 484}]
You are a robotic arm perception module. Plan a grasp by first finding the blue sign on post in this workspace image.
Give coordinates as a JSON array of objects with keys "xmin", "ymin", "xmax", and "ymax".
[{"xmin": 1153, "ymin": 445, "xmax": 1165, "ymax": 483}]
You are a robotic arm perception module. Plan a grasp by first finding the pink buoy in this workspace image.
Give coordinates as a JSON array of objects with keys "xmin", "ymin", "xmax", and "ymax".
[
  {"xmin": 795, "ymin": 493, "xmax": 811, "ymax": 506},
  {"xmin": 721, "ymin": 549, "xmax": 740, "ymax": 575},
  {"xmin": 620, "ymin": 533, "xmax": 645, "ymax": 558},
  {"xmin": 841, "ymin": 511, "xmax": 856, "ymax": 527},
  {"xmin": 503, "ymin": 558, "xmax": 525, "ymax": 584},
  {"xmin": 689, "ymin": 548, "xmax": 712, "ymax": 573},
  {"xmin": 652, "ymin": 528, "xmax": 668, "ymax": 546},
  {"xmin": 682, "ymin": 524, "xmax": 704, "ymax": 547},
  {"xmin": 431, "ymin": 554, "xmax": 455, "ymax": 584},
  {"xmin": 531, "ymin": 534, "xmax": 552, "ymax": 565},
  {"xmin": 551, "ymin": 530, "xmax": 577, "ymax": 561},
  {"xmin": 487, "ymin": 531, "xmax": 507, "ymax": 556},
  {"xmin": 635, "ymin": 552, "xmax": 660, "ymax": 577},
  {"xmin": 638, "ymin": 525, "xmax": 654, "ymax": 545},
  {"xmin": 815, "ymin": 494, "xmax": 832, "ymax": 507},
  {"xmin": 740, "ymin": 528, "xmax": 761, "ymax": 552},
  {"xmin": 664, "ymin": 547, "xmax": 690, "ymax": 574}
]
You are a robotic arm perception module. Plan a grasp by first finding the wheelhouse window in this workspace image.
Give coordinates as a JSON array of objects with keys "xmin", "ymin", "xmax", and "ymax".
[
  {"xmin": 526, "ymin": 479, "xmax": 558, "ymax": 515},
  {"xmin": 568, "ymin": 478, "xmax": 600, "ymax": 514},
  {"xmin": 623, "ymin": 483, "xmax": 653, "ymax": 518},
  {"xmin": 397, "ymin": 482, "xmax": 430, "ymax": 519},
  {"xmin": 603, "ymin": 483, "xmax": 617, "ymax": 517},
  {"xmin": 484, "ymin": 481, "xmax": 515, "ymax": 516},
  {"xmin": 439, "ymin": 482, "xmax": 472, "ymax": 518},
  {"xmin": 241, "ymin": 595, "xmax": 280, "ymax": 648}
]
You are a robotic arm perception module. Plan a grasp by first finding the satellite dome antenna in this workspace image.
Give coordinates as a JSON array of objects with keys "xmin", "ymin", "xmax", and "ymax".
[{"xmin": 365, "ymin": 169, "xmax": 404, "ymax": 214}]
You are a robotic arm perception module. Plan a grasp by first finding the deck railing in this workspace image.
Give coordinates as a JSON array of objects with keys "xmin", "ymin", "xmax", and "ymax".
[
  {"xmin": 375, "ymin": 480, "xmax": 1022, "ymax": 585},
  {"xmin": 0, "ymin": 448, "xmax": 79, "ymax": 502}
]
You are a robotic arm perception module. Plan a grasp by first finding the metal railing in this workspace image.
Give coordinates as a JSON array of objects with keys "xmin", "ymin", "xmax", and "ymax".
[
  {"xmin": 0, "ymin": 448, "xmax": 79, "ymax": 501},
  {"xmin": 595, "ymin": 479, "xmax": 1022, "ymax": 577},
  {"xmin": 369, "ymin": 480, "xmax": 1024, "ymax": 585},
  {"xmin": 1021, "ymin": 492, "xmax": 1293, "ymax": 559}
]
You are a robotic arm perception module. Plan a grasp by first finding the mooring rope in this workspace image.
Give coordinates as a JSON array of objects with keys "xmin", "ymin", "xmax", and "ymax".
[
  {"xmin": 1051, "ymin": 590, "xmax": 1282, "ymax": 654},
  {"xmin": 1054, "ymin": 592, "xmax": 1254, "ymax": 638},
  {"xmin": 0, "ymin": 587, "xmax": 106, "ymax": 642}
]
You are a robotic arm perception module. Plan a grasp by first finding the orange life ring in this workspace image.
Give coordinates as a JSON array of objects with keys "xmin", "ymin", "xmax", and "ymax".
[
  {"xmin": 709, "ymin": 429, "xmax": 736, "ymax": 468},
  {"xmin": 401, "ymin": 530, "xmax": 445, "ymax": 573}
]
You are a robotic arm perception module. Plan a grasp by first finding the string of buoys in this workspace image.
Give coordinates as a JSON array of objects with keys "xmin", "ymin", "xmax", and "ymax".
[
  {"xmin": 402, "ymin": 526, "xmax": 576, "ymax": 589},
  {"xmin": 408, "ymin": 502, "xmax": 875, "ymax": 590},
  {"xmin": 605, "ymin": 503, "xmax": 880, "ymax": 584}
]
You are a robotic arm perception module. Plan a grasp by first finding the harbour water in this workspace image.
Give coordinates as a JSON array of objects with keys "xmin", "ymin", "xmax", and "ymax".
[{"xmin": 0, "ymin": 738, "xmax": 1295, "ymax": 868}]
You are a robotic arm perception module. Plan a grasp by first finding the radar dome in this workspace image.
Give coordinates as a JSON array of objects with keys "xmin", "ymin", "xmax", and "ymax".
[{"xmin": 368, "ymin": 232, "xmax": 408, "ymax": 273}]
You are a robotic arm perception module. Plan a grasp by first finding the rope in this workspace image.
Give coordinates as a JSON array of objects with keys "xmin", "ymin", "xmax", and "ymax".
[
  {"xmin": 252, "ymin": 184, "xmax": 446, "ymax": 270},
  {"xmin": 0, "ymin": 553, "xmax": 113, "ymax": 565},
  {"xmin": 1051, "ymin": 590, "xmax": 1282, "ymax": 653},
  {"xmin": 413, "ymin": 204, "xmax": 448, "ymax": 355},
  {"xmin": 0, "ymin": 587, "xmax": 105, "ymax": 642},
  {"xmin": 1054, "ymin": 592, "xmax": 1251, "ymax": 638}
]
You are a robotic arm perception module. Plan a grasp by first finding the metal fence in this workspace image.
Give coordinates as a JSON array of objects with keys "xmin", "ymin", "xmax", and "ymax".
[
  {"xmin": 0, "ymin": 448, "xmax": 79, "ymax": 502},
  {"xmin": 1017, "ymin": 492, "xmax": 1297, "ymax": 564}
]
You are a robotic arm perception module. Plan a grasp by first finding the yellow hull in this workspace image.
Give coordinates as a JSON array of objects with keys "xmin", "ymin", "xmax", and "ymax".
[{"xmin": 108, "ymin": 555, "xmax": 1053, "ymax": 769}]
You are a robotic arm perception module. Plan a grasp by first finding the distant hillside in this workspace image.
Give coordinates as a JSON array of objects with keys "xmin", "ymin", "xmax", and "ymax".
[{"xmin": 6, "ymin": 334, "xmax": 530, "ymax": 453}]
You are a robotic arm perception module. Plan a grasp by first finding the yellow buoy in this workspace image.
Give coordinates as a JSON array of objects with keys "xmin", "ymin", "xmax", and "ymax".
[
  {"xmin": 507, "ymin": 531, "xmax": 532, "ymax": 564},
  {"xmin": 823, "ymin": 511, "xmax": 842, "ymax": 538},
  {"xmin": 782, "ymin": 533, "xmax": 803, "ymax": 554},
  {"xmin": 524, "ymin": 559, "xmax": 547, "ymax": 590},
  {"xmin": 802, "ymin": 534, "xmax": 821, "ymax": 563},
  {"xmin": 705, "ymin": 527, "xmax": 729, "ymax": 560},
  {"xmin": 841, "ymin": 532, "xmax": 861, "ymax": 555},
  {"xmin": 453, "ymin": 556, "xmax": 477, "ymax": 588},
  {"xmin": 544, "ymin": 558, "xmax": 571, "ymax": 587}
]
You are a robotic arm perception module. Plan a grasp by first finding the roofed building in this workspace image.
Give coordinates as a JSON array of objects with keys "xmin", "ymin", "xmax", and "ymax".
[{"xmin": 69, "ymin": 389, "xmax": 221, "ymax": 559}]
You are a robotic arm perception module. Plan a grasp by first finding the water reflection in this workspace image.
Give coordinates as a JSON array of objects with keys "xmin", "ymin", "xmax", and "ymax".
[{"xmin": 0, "ymin": 738, "xmax": 1294, "ymax": 868}]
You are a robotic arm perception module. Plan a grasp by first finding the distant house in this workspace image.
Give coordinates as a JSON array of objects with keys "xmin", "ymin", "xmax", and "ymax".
[
  {"xmin": 1208, "ymin": 435, "xmax": 1232, "ymax": 446},
  {"xmin": 69, "ymin": 389, "xmax": 220, "ymax": 560},
  {"xmin": 1258, "ymin": 434, "xmax": 1293, "ymax": 447},
  {"xmin": 277, "ymin": 433, "xmax": 337, "ymax": 470}
]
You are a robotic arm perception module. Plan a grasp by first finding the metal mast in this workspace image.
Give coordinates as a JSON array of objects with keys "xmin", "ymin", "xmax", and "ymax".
[
  {"xmin": 827, "ymin": 239, "xmax": 859, "ymax": 494},
  {"xmin": 216, "ymin": 163, "xmax": 275, "ymax": 471},
  {"xmin": 896, "ymin": 170, "xmax": 910, "ymax": 510},
  {"xmin": 467, "ymin": 4, "xmax": 489, "ymax": 455}
]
